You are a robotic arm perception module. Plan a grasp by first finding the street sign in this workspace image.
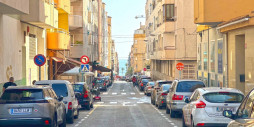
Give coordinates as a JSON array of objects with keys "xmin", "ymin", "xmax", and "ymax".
[
  {"xmin": 80, "ymin": 64, "xmax": 90, "ymax": 73},
  {"xmin": 144, "ymin": 68, "xmax": 147, "ymax": 71},
  {"xmin": 176, "ymin": 62, "xmax": 184, "ymax": 71},
  {"xmin": 80, "ymin": 55, "xmax": 89, "ymax": 64},
  {"xmin": 34, "ymin": 54, "xmax": 46, "ymax": 67},
  {"xmin": 147, "ymin": 66, "xmax": 150, "ymax": 69}
]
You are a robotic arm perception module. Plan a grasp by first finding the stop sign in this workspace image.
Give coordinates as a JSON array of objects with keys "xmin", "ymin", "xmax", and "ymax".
[{"xmin": 176, "ymin": 63, "xmax": 184, "ymax": 71}]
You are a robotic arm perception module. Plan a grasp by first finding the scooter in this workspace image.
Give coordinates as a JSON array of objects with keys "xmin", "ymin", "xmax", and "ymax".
[{"xmin": 93, "ymin": 87, "xmax": 101, "ymax": 101}]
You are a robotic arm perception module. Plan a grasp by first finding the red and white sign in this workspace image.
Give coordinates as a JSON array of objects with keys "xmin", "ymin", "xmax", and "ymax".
[
  {"xmin": 144, "ymin": 68, "xmax": 147, "ymax": 71},
  {"xmin": 176, "ymin": 63, "xmax": 184, "ymax": 71},
  {"xmin": 80, "ymin": 55, "xmax": 89, "ymax": 64}
]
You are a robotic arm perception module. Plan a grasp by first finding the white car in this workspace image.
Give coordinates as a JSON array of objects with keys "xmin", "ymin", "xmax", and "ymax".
[
  {"xmin": 35, "ymin": 80, "xmax": 79, "ymax": 124},
  {"xmin": 182, "ymin": 87, "xmax": 244, "ymax": 127}
]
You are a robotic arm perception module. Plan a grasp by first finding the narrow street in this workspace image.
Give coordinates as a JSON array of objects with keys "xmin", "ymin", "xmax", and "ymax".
[{"xmin": 67, "ymin": 81, "xmax": 181, "ymax": 127}]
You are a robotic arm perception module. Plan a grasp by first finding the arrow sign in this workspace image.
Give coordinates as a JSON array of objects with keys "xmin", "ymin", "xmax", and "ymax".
[{"xmin": 80, "ymin": 55, "xmax": 89, "ymax": 64}]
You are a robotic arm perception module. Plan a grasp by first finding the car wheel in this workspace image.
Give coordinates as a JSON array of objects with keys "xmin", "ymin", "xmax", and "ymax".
[
  {"xmin": 191, "ymin": 117, "xmax": 195, "ymax": 127},
  {"xmin": 170, "ymin": 109, "xmax": 176, "ymax": 118},
  {"xmin": 67, "ymin": 112, "xmax": 74, "ymax": 124},
  {"xmin": 182, "ymin": 114, "xmax": 187, "ymax": 127},
  {"xmin": 74, "ymin": 109, "xmax": 79, "ymax": 119},
  {"xmin": 86, "ymin": 104, "xmax": 91, "ymax": 110},
  {"xmin": 158, "ymin": 104, "xmax": 162, "ymax": 109},
  {"xmin": 166, "ymin": 105, "xmax": 170, "ymax": 114},
  {"xmin": 59, "ymin": 112, "xmax": 66, "ymax": 127}
]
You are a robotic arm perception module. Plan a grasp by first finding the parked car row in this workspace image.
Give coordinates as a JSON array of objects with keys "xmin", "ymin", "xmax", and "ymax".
[
  {"xmin": 141, "ymin": 78, "xmax": 249, "ymax": 127},
  {"xmin": 93, "ymin": 76, "xmax": 113, "ymax": 91},
  {"xmin": 0, "ymin": 80, "xmax": 100, "ymax": 127}
]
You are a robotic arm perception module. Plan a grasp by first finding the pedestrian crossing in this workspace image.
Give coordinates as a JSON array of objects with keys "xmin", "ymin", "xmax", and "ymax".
[
  {"xmin": 94, "ymin": 101, "xmax": 149, "ymax": 105},
  {"xmin": 102, "ymin": 92, "xmax": 145, "ymax": 95}
]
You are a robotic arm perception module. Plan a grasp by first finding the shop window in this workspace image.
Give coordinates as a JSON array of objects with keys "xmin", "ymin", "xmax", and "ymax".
[{"xmin": 210, "ymin": 41, "xmax": 215, "ymax": 72}]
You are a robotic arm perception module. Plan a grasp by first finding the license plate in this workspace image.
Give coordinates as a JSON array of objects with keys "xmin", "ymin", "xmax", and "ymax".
[
  {"xmin": 216, "ymin": 107, "xmax": 234, "ymax": 112},
  {"xmin": 10, "ymin": 108, "xmax": 32, "ymax": 115}
]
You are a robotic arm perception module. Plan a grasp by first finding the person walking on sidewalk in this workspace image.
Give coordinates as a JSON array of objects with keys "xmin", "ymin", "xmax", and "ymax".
[
  {"xmin": 132, "ymin": 76, "xmax": 137, "ymax": 87},
  {"xmin": 2, "ymin": 77, "xmax": 17, "ymax": 93}
]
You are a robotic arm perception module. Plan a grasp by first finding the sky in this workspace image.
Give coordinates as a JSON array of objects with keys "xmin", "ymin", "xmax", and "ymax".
[{"xmin": 103, "ymin": 0, "xmax": 146, "ymax": 60}]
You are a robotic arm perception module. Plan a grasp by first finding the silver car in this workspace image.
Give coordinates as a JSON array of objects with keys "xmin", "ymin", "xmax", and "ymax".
[
  {"xmin": 155, "ymin": 84, "xmax": 171, "ymax": 109},
  {"xmin": 166, "ymin": 80, "xmax": 205, "ymax": 118},
  {"xmin": 0, "ymin": 86, "xmax": 66, "ymax": 127},
  {"xmin": 144, "ymin": 82, "xmax": 155, "ymax": 96}
]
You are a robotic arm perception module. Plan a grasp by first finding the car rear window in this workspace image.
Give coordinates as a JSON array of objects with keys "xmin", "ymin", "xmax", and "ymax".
[
  {"xmin": 203, "ymin": 92, "xmax": 244, "ymax": 103},
  {"xmin": 52, "ymin": 84, "xmax": 68, "ymax": 97},
  {"xmin": 96, "ymin": 80, "xmax": 104, "ymax": 83},
  {"xmin": 73, "ymin": 84, "xmax": 84, "ymax": 93},
  {"xmin": 142, "ymin": 79, "xmax": 150, "ymax": 83},
  {"xmin": 159, "ymin": 81, "xmax": 172, "ymax": 87},
  {"xmin": 149, "ymin": 82, "xmax": 155, "ymax": 86},
  {"xmin": 163, "ymin": 85, "xmax": 171, "ymax": 91},
  {"xmin": 1, "ymin": 89, "xmax": 43, "ymax": 100},
  {"xmin": 176, "ymin": 81, "xmax": 205, "ymax": 92}
]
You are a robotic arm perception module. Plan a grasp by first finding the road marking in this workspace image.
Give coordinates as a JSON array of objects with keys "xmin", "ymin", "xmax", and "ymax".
[
  {"xmin": 96, "ymin": 102, "xmax": 104, "ymax": 104},
  {"xmin": 84, "ymin": 117, "xmax": 87, "ymax": 119},
  {"xmin": 170, "ymin": 123, "xmax": 175, "ymax": 125},
  {"xmin": 78, "ymin": 121, "xmax": 82, "ymax": 124},
  {"xmin": 89, "ymin": 106, "xmax": 98, "ymax": 115},
  {"xmin": 121, "ymin": 93, "xmax": 126, "ymax": 95},
  {"xmin": 81, "ymin": 119, "xmax": 85, "ymax": 121},
  {"xmin": 103, "ymin": 93, "xmax": 108, "ymax": 95},
  {"xmin": 130, "ymin": 93, "xmax": 135, "ymax": 95},
  {"xmin": 137, "ymin": 102, "xmax": 144, "ymax": 104},
  {"xmin": 75, "ymin": 124, "xmax": 79, "ymax": 127},
  {"xmin": 140, "ymin": 93, "xmax": 144, "ymax": 95},
  {"xmin": 112, "ymin": 93, "xmax": 117, "ymax": 95},
  {"xmin": 110, "ymin": 102, "xmax": 118, "ymax": 104},
  {"xmin": 86, "ymin": 115, "xmax": 89, "ymax": 117}
]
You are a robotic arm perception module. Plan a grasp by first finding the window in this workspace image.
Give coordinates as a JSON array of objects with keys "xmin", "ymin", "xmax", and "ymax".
[
  {"xmin": 236, "ymin": 91, "xmax": 254, "ymax": 119},
  {"xmin": 203, "ymin": 92, "xmax": 243, "ymax": 103},
  {"xmin": 190, "ymin": 91, "xmax": 200, "ymax": 102},
  {"xmin": 203, "ymin": 42, "xmax": 208, "ymax": 71},
  {"xmin": 210, "ymin": 41, "xmax": 215, "ymax": 72},
  {"xmin": 163, "ymin": 4, "xmax": 174, "ymax": 21},
  {"xmin": 73, "ymin": 84, "xmax": 84, "ymax": 93},
  {"xmin": 52, "ymin": 84, "xmax": 68, "ymax": 97},
  {"xmin": 176, "ymin": 81, "xmax": 205, "ymax": 92},
  {"xmin": 1, "ymin": 89, "xmax": 43, "ymax": 100}
]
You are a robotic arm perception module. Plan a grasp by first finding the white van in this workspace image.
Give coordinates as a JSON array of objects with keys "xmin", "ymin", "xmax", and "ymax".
[{"xmin": 35, "ymin": 80, "xmax": 79, "ymax": 124}]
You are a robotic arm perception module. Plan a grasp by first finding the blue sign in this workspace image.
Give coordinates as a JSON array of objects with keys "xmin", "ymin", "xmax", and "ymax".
[
  {"xmin": 218, "ymin": 40, "xmax": 223, "ymax": 74},
  {"xmin": 80, "ymin": 64, "xmax": 89, "ymax": 73},
  {"xmin": 34, "ymin": 54, "xmax": 46, "ymax": 67}
]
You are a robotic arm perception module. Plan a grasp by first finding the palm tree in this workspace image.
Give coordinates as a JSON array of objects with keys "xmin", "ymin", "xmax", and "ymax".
[{"xmin": 121, "ymin": 67, "xmax": 124, "ymax": 76}]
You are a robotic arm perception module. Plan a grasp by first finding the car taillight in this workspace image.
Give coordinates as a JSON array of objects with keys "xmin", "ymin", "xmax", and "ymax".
[
  {"xmin": 93, "ymin": 83, "xmax": 95, "ymax": 86},
  {"xmin": 161, "ymin": 93, "xmax": 168, "ymax": 96},
  {"xmin": 104, "ymin": 83, "xmax": 106, "ymax": 86},
  {"xmin": 161, "ymin": 101, "xmax": 164, "ymax": 103},
  {"xmin": 84, "ymin": 91, "xmax": 89, "ymax": 98},
  {"xmin": 44, "ymin": 120, "xmax": 50, "ymax": 125},
  {"xmin": 196, "ymin": 101, "xmax": 206, "ymax": 108},
  {"xmin": 172, "ymin": 94, "xmax": 183, "ymax": 100},
  {"xmin": 197, "ymin": 123, "xmax": 205, "ymax": 126},
  {"xmin": 141, "ymin": 83, "xmax": 143, "ymax": 86},
  {"xmin": 68, "ymin": 102, "xmax": 72, "ymax": 109},
  {"xmin": 148, "ymin": 87, "xmax": 151, "ymax": 89}
]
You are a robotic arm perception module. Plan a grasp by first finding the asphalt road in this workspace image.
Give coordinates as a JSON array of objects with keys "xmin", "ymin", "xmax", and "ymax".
[{"xmin": 67, "ymin": 81, "xmax": 182, "ymax": 127}]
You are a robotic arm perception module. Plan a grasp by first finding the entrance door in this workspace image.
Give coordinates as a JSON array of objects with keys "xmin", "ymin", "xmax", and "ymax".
[{"xmin": 235, "ymin": 35, "xmax": 245, "ymax": 93}]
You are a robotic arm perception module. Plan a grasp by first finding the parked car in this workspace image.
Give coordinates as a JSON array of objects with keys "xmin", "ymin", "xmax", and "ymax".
[
  {"xmin": 137, "ymin": 75, "xmax": 151, "ymax": 86},
  {"xmin": 139, "ymin": 79, "xmax": 151, "ymax": 91},
  {"xmin": 182, "ymin": 87, "xmax": 244, "ymax": 127},
  {"xmin": 222, "ymin": 87, "xmax": 254, "ymax": 127},
  {"xmin": 151, "ymin": 80, "xmax": 173, "ymax": 105},
  {"xmin": 104, "ymin": 76, "xmax": 112, "ymax": 86},
  {"xmin": 93, "ymin": 78, "xmax": 107, "ymax": 91},
  {"xmin": 144, "ymin": 82, "xmax": 155, "ymax": 96},
  {"xmin": 155, "ymin": 84, "xmax": 171, "ymax": 109},
  {"xmin": 73, "ymin": 82, "xmax": 94, "ymax": 110},
  {"xmin": 166, "ymin": 80, "xmax": 205, "ymax": 118},
  {"xmin": 0, "ymin": 86, "xmax": 66, "ymax": 127},
  {"xmin": 35, "ymin": 80, "xmax": 79, "ymax": 123}
]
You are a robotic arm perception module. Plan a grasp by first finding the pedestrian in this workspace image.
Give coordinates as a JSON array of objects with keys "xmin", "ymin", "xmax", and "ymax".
[
  {"xmin": 2, "ymin": 77, "xmax": 17, "ymax": 92},
  {"xmin": 32, "ymin": 80, "xmax": 36, "ymax": 85}
]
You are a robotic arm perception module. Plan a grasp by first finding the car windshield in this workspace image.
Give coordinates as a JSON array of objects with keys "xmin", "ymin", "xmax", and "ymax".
[
  {"xmin": 142, "ymin": 79, "xmax": 150, "ymax": 83},
  {"xmin": 149, "ymin": 82, "xmax": 155, "ymax": 86},
  {"xmin": 73, "ymin": 84, "xmax": 84, "ymax": 93},
  {"xmin": 52, "ymin": 84, "xmax": 68, "ymax": 97},
  {"xmin": 176, "ymin": 81, "xmax": 205, "ymax": 92},
  {"xmin": 1, "ymin": 89, "xmax": 43, "ymax": 100},
  {"xmin": 163, "ymin": 85, "xmax": 171, "ymax": 91},
  {"xmin": 203, "ymin": 92, "xmax": 244, "ymax": 103},
  {"xmin": 96, "ymin": 79, "xmax": 104, "ymax": 83}
]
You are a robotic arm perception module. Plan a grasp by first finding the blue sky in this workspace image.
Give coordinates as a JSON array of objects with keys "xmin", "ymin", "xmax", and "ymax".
[{"xmin": 103, "ymin": 0, "xmax": 146, "ymax": 60}]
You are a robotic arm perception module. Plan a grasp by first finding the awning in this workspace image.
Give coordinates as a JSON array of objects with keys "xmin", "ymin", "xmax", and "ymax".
[
  {"xmin": 52, "ymin": 57, "xmax": 83, "ymax": 75},
  {"xmin": 94, "ymin": 65, "xmax": 111, "ymax": 72},
  {"xmin": 61, "ymin": 67, "xmax": 95, "ymax": 76}
]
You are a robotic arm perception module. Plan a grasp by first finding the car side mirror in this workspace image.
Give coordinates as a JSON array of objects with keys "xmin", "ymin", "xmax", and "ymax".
[
  {"xmin": 58, "ymin": 96, "xmax": 64, "ymax": 101},
  {"xmin": 223, "ymin": 110, "xmax": 234, "ymax": 119},
  {"xmin": 75, "ymin": 92, "xmax": 81, "ymax": 98},
  {"xmin": 184, "ymin": 97, "xmax": 190, "ymax": 103}
]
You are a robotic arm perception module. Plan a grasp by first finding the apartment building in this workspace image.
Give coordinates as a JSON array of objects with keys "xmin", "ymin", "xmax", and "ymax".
[
  {"xmin": 194, "ymin": 0, "xmax": 254, "ymax": 94},
  {"xmin": 145, "ymin": 0, "xmax": 197, "ymax": 80}
]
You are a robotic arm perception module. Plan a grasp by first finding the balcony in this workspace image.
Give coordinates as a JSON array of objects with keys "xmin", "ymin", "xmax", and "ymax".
[
  {"xmin": 21, "ymin": 0, "xmax": 58, "ymax": 29},
  {"xmin": 0, "ymin": 0, "xmax": 29, "ymax": 14},
  {"xmin": 47, "ymin": 29, "xmax": 70, "ymax": 50},
  {"xmin": 152, "ymin": 21, "xmax": 175, "ymax": 35},
  {"xmin": 69, "ymin": 15, "xmax": 83, "ymax": 30},
  {"xmin": 194, "ymin": 0, "xmax": 254, "ymax": 25},
  {"xmin": 54, "ymin": 0, "xmax": 70, "ymax": 14}
]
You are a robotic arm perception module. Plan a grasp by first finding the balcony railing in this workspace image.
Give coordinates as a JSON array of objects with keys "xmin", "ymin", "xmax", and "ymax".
[
  {"xmin": 47, "ymin": 28, "xmax": 70, "ymax": 50},
  {"xmin": 69, "ymin": 15, "xmax": 83, "ymax": 30}
]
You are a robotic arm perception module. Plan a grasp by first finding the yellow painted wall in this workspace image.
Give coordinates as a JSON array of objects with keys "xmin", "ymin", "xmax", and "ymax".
[{"xmin": 194, "ymin": 0, "xmax": 254, "ymax": 24}]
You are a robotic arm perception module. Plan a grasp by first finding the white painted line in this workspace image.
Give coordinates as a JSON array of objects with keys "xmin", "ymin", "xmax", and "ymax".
[
  {"xmin": 112, "ymin": 93, "xmax": 117, "ymax": 95},
  {"xmin": 160, "ymin": 113, "xmax": 164, "ymax": 116},
  {"xmin": 81, "ymin": 119, "xmax": 85, "ymax": 121},
  {"xmin": 97, "ymin": 102, "xmax": 104, "ymax": 104},
  {"xmin": 167, "ymin": 120, "xmax": 172, "ymax": 123},
  {"xmin": 174, "ymin": 126, "xmax": 178, "ymax": 127},
  {"xmin": 110, "ymin": 102, "xmax": 117, "ymax": 104},
  {"xmin": 170, "ymin": 123, "xmax": 175, "ymax": 125},
  {"xmin": 103, "ymin": 93, "xmax": 108, "ymax": 95},
  {"xmin": 130, "ymin": 93, "xmax": 135, "ymax": 95},
  {"xmin": 137, "ymin": 102, "xmax": 144, "ymax": 104},
  {"xmin": 86, "ymin": 115, "xmax": 89, "ymax": 117},
  {"xmin": 84, "ymin": 117, "xmax": 87, "ymax": 119},
  {"xmin": 140, "ymin": 93, "xmax": 144, "ymax": 95},
  {"xmin": 78, "ymin": 121, "xmax": 82, "ymax": 124},
  {"xmin": 121, "ymin": 93, "xmax": 126, "ymax": 95},
  {"xmin": 75, "ymin": 124, "xmax": 79, "ymax": 127}
]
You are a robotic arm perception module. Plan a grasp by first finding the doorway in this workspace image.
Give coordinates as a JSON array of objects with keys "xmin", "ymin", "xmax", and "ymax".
[{"xmin": 235, "ymin": 35, "xmax": 245, "ymax": 93}]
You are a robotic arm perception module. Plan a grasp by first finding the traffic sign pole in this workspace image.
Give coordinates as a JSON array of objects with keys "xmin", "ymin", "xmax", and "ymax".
[{"xmin": 39, "ymin": 66, "xmax": 41, "ymax": 81}]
